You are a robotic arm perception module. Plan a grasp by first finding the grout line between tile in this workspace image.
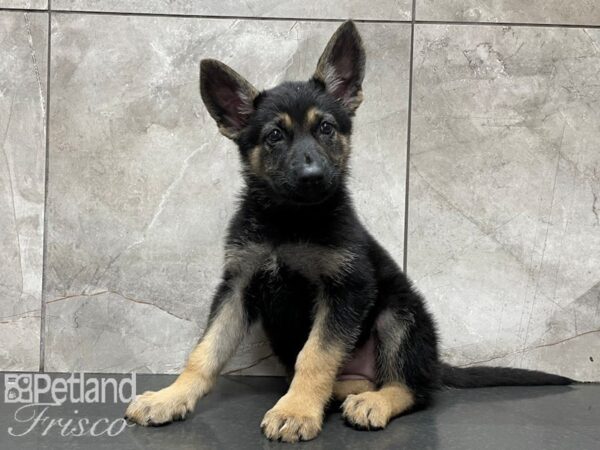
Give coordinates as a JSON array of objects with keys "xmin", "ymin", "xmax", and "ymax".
[
  {"xmin": 415, "ymin": 19, "xmax": 600, "ymax": 29},
  {"xmin": 0, "ymin": 7, "xmax": 46, "ymax": 12},
  {"xmin": 0, "ymin": 7, "xmax": 47, "ymax": 13},
  {"xmin": 3, "ymin": 7, "xmax": 600, "ymax": 30},
  {"xmin": 402, "ymin": 0, "xmax": 416, "ymax": 274},
  {"xmin": 38, "ymin": 0, "xmax": 51, "ymax": 373},
  {"xmin": 41, "ymin": 8, "xmax": 413, "ymax": 23}
]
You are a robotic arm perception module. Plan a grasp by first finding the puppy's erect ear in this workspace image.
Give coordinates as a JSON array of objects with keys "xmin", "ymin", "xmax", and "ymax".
[
  {"xmin": 313, "ymin": 21, "xmax": 366, "ymax": 113},
  {"xmin": 200, "ymin": 59, "xmax": 259, "ymax": 140}
]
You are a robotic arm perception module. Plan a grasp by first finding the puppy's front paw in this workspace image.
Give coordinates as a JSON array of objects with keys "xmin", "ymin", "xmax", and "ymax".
[
  {"xmin": 342, "ymin": 392, "xmax": 391, "ymax": 430},
  {"xmin": 125, "ymin": 387, "xmax": 194, "ymax": 426},
  {"xmin": 260, "ymin": 395, "xmax": 322, "ymax": 442}
]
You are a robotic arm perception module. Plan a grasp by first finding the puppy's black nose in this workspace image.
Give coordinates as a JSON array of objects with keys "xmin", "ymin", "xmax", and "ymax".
[{"xmin": 298, "ymin": 161, "xmax": 324, "ymax": 184}]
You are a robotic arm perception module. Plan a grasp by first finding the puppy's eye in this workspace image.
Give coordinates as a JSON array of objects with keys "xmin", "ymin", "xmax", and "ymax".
[
  {"xmin": 267, "ymin": 129, "xmax": 283, "ymax": 143},
  {"xmin": 319, "ymin": 121, "xmax": 334, "ymax": 135}
]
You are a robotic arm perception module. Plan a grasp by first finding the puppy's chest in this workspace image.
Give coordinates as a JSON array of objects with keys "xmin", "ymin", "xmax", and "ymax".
[
  {"xmin": 227, "ymin": 242, "xmax": 356, "ymax": 367},
  {"xmin": 226, "ymin": 241, "xmax": 356, "ymax": 285},
  {"xmin": 228, "ymin": 242, "xmax": 355, "ymax": 325}
]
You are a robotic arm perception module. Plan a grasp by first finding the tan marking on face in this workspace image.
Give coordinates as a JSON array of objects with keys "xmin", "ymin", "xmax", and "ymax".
[
  {"xmin": 278, "ymin": 112, "xmax": 293, "ymax": 131},
  {"xmin": 261, "ymin": 303, "xmax": 346, "ymax": 442},
  {"xmin": 248, "ymin": 145, "xmax": 263, "ymax": 175},
  {"xmin": 339, "ymin": 134, "xmax": 350, "ymax": 156},
  {"xmin": 332, "ymin": 379, "xmax": 376, "ymax": 402},
  {"xmin": 305, "ymin": 107, "xmax": 322, "ymax": 129},
  {"xmin": 342, "ymin": 382, "xmax": 415, "ymax": 429},
  {"xmin": 333, "ymin": 133, "xmax": 351, "ymax": 170}
]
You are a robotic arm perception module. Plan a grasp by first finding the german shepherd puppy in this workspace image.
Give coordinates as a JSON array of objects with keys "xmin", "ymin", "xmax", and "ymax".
[{"xmin": 125, "ymin": 21, "xmax": 573, "ymax": 442}]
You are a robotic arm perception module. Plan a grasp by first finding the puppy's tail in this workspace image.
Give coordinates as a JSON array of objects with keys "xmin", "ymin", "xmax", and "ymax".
[{"xmin": 440, "ymin": 363, "xmax": 575, "ymax": 388}]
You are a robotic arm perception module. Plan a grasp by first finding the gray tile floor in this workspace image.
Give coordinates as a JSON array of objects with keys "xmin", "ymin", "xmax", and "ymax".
[{"xmin": 1, "ymin": 374, "xmax": 599, "ymax": 449}]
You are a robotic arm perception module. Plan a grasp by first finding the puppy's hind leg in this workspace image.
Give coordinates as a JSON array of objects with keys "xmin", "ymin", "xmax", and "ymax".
[
  {"xmin": 332, "ymin": 335, "xmax": 377, "ymax": 402},
  {"xmin": 332, "ymin": 379, "xmax": 376, "ymax": 402},
  {"xmin": 342, "ymin": 303, "xmax": 439, "ymax": 430},
  {"xmin": 125, "ymin": 280, "xmax": 250, "ymax": 426}
]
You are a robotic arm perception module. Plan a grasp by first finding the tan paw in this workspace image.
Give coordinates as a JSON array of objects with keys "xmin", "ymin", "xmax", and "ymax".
[
  {"xmin": 260, "ymin": 395, "xmax": 322, "ymax": 442},
  {"xmin": 342, "ymin": 391, "xmax": 391, "ymax": 430},
  {"xmin": 125, "ymin": 387, "xmax": 194, "ymax": 426}
]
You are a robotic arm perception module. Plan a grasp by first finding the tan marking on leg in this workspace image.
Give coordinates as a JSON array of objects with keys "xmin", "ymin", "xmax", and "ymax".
[
  {"xmin": 261, "ymin": 304, "xmax": 345, "ymax": 442},
  {"xmin": 125, "ymin": 292, "xmax": 247, "ymax": 426},
  {"xmin": 376, "ymin": 309, "xmax": 411, "ymax": 381},
  {"xmin": 332, "ymin": 379, "xmax": 376, "ymax": 402},
  {"xmin": 342, "ymin": 382, "xmax": 414, "ymax": 430}
]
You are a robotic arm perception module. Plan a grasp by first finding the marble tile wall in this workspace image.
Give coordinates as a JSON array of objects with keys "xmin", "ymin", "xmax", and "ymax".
[
  {"xmin": 417, "ymin": 1, "xmax": 600, "ymax": 25},
  {"xmin": 51, "ymin": 0, "xmax": 413, "ymax": 20},
  {"xmin": 0, "ymin": 1, "xmax": 598, "ymax": 380},
  {"xmin": 0, "ymin": 0, "xmax": 47, "ymax": 9},
  {"xmin": 44, "ymin": 16, "xmax": 410, "ymax": 374},
  {"xmin": 410, "ymin": 25, "xmax": 600, "ymax": 381},
  {"xmin": 0, "ymin": 11, "xmax": 47, "ymax": 371}
]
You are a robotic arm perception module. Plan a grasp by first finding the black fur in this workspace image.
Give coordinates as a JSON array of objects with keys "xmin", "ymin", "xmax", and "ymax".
[
  {"xmin": 200, "ymin": 19, "xmax": 574, "ymax": 420},
  {"xmin": 441, "ymin": 363, "xmax": 573, "ymax": 388}
]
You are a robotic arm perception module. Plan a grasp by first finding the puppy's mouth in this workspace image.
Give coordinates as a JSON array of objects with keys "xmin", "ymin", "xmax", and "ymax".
[{"xmin": 270, "ymin": 177, "xmax": 339, "ymax": 206}]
